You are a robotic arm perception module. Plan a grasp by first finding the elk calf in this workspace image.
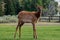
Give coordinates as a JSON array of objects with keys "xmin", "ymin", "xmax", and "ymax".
[{"xmin": 14, "ymin": 6, "xmax": 42, "ymax": 40}]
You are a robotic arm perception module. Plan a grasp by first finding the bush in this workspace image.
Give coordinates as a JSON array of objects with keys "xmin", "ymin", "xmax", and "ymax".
[{"xmin": 0, "ymin": 15, "xmax": 18, "ymax": 23}]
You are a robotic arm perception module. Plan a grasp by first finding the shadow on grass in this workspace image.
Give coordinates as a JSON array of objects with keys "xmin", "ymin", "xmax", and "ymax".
[{"xmin": 1, "ymin": 38, "xmax": 36, "ymax": 40}]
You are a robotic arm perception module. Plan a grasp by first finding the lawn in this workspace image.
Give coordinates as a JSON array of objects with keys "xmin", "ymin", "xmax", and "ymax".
[{"xmin": 0, "ymin": 23, "xmax": 60, "ymax": 40}]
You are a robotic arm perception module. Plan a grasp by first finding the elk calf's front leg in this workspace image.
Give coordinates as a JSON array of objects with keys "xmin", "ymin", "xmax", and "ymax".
[{"xmin": 32, "ymin": 23, "xmax": 37, "ymax": 39}]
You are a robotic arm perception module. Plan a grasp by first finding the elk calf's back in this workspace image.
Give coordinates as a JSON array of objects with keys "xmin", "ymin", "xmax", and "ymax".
[{"xmin": 18, "ymin": 11, "xmax": 37, "ymax": 23}]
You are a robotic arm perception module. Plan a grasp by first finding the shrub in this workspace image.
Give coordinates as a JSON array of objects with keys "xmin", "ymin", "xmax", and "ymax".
[{"xmin": 0, "ymin": 15, "xmax": 18, "ymax": 23}]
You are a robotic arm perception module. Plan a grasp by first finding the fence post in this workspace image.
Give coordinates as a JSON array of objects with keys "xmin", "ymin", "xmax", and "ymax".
[
  {"xmin": 49, "ymin": 16, "xmax": 51, "ymax": 22},
  {"xmin": 59, "ymin": 16, "xmax": 60, "ymax": 22}
]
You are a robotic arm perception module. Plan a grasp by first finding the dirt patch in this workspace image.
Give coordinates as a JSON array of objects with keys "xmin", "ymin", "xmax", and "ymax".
[{"xmin": 0, "ymin": 22, "xmax": 60, "ymax": 27}]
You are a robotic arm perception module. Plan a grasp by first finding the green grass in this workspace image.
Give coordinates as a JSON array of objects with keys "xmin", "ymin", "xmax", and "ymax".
[{"xmin": 0, "ymin": 24, "xmax": 60, "ymax": 40}]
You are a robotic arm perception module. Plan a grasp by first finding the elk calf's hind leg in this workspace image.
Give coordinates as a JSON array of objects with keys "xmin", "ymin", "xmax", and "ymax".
[
  {"xmin": 14, "ymin": 25, "xmax": 19, "ymax": 39},
  {"xmin": 19, "ymin": 23, "xmax": 24, "ymax": 39}
]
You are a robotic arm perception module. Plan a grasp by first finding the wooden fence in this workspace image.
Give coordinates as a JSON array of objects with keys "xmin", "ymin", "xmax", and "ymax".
[{"xmin": 39, "ymin": 16, "xmax": 60, "ymax": 22}]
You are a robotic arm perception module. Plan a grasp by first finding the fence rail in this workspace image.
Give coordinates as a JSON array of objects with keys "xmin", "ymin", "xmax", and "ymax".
[{"xmin": 0, "ymin": 15, "xmax": 60, "ymax": 23}]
